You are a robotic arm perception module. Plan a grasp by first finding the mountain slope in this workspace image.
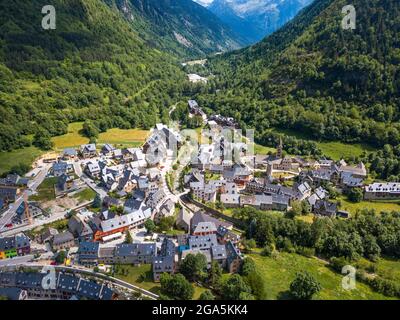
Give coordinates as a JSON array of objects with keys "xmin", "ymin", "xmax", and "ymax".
[
  {"xmin": 201, "ymin": 0, "xmax": 313, "ymax": 44},
  {"xmin": 198, "ymin": 0, "xmax": 400, "ymax": 149},
  {"xmin": 0, "ymin": 0, "xmax": 187, "ymax": 152},
  {"xmin": 105, "ymin": 0, "xmax": 246, "ymax": 58}
]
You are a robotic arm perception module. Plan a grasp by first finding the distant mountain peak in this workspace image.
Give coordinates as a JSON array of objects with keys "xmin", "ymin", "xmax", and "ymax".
[{"xmin": 195, "ymin": 0, "xmax": 313, "ymax": 44}]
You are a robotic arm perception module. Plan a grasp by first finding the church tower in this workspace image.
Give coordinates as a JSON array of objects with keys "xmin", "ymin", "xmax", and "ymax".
[{"xmin": 277, "ymin": 137, "xmax": 283, "ymax": 159}]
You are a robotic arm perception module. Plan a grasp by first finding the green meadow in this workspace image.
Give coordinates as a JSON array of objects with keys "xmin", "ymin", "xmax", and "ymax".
[
  {"xmin": 250, "ymin": 252, "xmax": 394, "ymax": 300},
  {"xmin": 269, "ymin": 128, "xmax": 376, "ymax": 160},
  {"xmin": 51, "ymin": 122, "xmax": 150, "ymax": 150},
  {"xmin": 0, "ymin": 146, "xmax": 44, "ymax": 175}
]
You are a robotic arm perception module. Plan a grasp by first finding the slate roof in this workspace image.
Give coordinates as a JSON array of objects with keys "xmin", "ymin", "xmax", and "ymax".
[
  {"xmin": 52, "ymin": 231, "xmax": 75, "ymax": 245},
  {"xmin": 115, "ymin": 243, "xmax": 156, "ymax": 257},
  {"xmin": 0, "ymin": 237, "xmax": 15, "ymax": 251},
  {"xmin": 0, "ymin": 287, "xmax": 25, "ymax": 300},
  {"xmin": 211, "ymin": 244, "xmax": 227, "ymax": 261},
  {"xmin": 78, "ymin": 242, "xmax": 100, "ymax": 259},
  {"xmin": 366, "ymin": 182, "xmax": 400, "ymax": 193},
  {"xmin": 188, "ymin": 234, "xmax": 218, "ymax": 250},
  {"xmin": 100, "ymin": 208, "xmax": 151, "ymax": 233},
  {"xmin": 193, "ymin": 221, "xmax": 217, "ymax": 234},
  {"xmin": 191, "ymin": 212, "xmax": 232, "ymax": 231}
]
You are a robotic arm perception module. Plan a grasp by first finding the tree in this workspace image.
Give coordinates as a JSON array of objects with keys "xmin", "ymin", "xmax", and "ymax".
[
  {"xmin": 240, "ymin": 257, "xmax": 256, "ymax": 276},
  {"xmin": 199, "ymin": 290, "xmax": 215, "ymax": 300},
  {"xmin": 92, "ymin": 193, "xmax": 102, "ymax": 208},
  {"xmin": 244, "ymin": 271, "xmax": 266, "ymax": 299},
  {"xmin": 208, "ymin": 261, "xmax": 222, "ymax": 288},
  {"xmin": 363, "ymin": 234, "xmax": 381, "ymax": 261},
  {"xmin": 289, "ymin": 272, "xmax": 321, "ymax": 300},
  {"xmin": 253, "ymin": 217, "xmax": 275, "ymax": 247},
  {"xmin": 33, "ymin": 128, "xmax": 54, "ymax": 150},
  {"xmin": 180, "ymin": 253, "xmax": 207, "ymax": 282},
  {"xmin": 9, "ymin": 163, "xmax": 31, "ymax": 176},
  {"xmin": 55, "ymin": 250, "xmax": 67, "ymax": 264},
  {"xmin": 144, "ymin": 219, "xmax": 156, "ymax": 234},
  {"xmin": 160, "ymin": 273, "xmax": 194, "ymax": 300},
  {"xmin": 242, "ymin": 239, "xmax": 256, "ymax": 253},
  {"xmin": 286, "ymin": 200, "xmax": 302, "ymax": 218},
  {"xmin": 261, "ymin": 243, "xmax": 274, "ymax": 257},
  {"xmin": 221, "ymin": 274, "xmax": 252, "ymax": 300},
  {"xmin": 238, "ymin": 292, "xmax": 256, "ymax": 300},
  {"xmin": 82, "ymin": 120, "xmax": 99, "ymax": 139},
  {"xmin": 125, "ymin": 230, "xmax": 133, "ymax": 244},
  {"xmin": 347, "ymin": 188, "xmax": 364, "ymax": 203},
  {"xmin": 157, "ymin": 216, "xmax": 175, "ymax": 232}
]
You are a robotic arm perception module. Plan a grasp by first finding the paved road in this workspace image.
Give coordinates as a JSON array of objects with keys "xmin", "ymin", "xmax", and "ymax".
[{"xmin": 0, "ymin": 255, "xmax": 34, "ymax": 267}]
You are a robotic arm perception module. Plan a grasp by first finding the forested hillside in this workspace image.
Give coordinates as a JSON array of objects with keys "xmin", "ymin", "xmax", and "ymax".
[
  {"xmin": 105, "ymin": 0, "xmax": 245, "ymax": 58},
  {"xmin": 0, "ymin": 0, "xmax": 188, "ymax": 152},
  {"xmin": 197, "ymin": 0, "xmax": 400, "ymax": 151}
]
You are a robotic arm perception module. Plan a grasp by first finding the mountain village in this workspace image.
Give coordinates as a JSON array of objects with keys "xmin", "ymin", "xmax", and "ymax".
[{"xmin": 0, "ymin": 98, "xmax": 398, "ymax": 300}]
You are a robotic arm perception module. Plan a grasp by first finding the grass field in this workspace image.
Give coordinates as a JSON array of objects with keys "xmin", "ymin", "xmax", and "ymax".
[
  {"xmin": 51, "ymin": 122, "xmax": 89, "ymax": 150},
  {"xmin": 114, "ymin": 264, "xmax": 207, "ymax": 299},
  {"xmin": 73, "ymin": 188, "xmax": 96, "ymax": 203},
  {"xmin": 317, "ymin": 141, "xmax": 375, "ymax": 160},
  {"xmin": 98, "ymin": 128, "xmax": 149, "ymax": 147},
  {"xmin": 29, "ymin": 177, "xmax": 57, "ymax": 202},
  {"xmin": 338, "ymin": 196, "xmax": 400, "ymax": 214},
  {"xmin": 51, "ymin": 122, "xmax": 150, "ymax": 150},
  {"xmin": 254, "ymin": 143, "xmax": 276, "ymax": 155},
  {"xmin": 269, "ymin": 128, "xmax": 376, "ymax": 160},
  {"xmin": 0, "ymin": 146, "xmax": 44, "ymax": 175},
  {"xmin": 250, "ymin": 252, "xmax": 393, "ymax": 300},
  {"xmin": 375, "ymin": 258, "xmax": 400, "ymax": 282},
  {"xmin": 113, "ymin": 264, "xmax": 161, "ymax": 295}
]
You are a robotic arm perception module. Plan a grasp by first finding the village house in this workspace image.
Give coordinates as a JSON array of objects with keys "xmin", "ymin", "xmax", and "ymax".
[
  {"xmin": 154, "ymin": 199, "xmax": 175, "ymax": 222},
  {"xmin": 339, "ymin": 161, "xmax": 367, "ymax": 179},
  {"xmin": 112, "ymin": 243, "xmax": 156, "ymax": 265},
  {"xmin": 190, "ymin": 182, "xmax": 217, "ymax": 203},
  {"xmin": 191, "ymin": 212, "xmax": 233, "ymax": 233},
  {"xmin": 68, "ymin": 215, "xmax": 93, "ymax": 242},
  {"xmin": 216, "ymin": 226, "xmax": 240, "ymax": 245},
  {"xmin": 225, "ymin": 241, "xmax": 243, "ymax": 273},
  {"xmin": 294, "ymin": 182, "xmax": 312, "ymax": 200},
  {"xmin": 307, "ymin": 187, "xmax": 328, "ymax": 208},
  {"xmin": 313, "ymin": 199, "xmax": 337, "ymax": 217},
  {"xmin": 0, "ymin": 271, "xmax": 115, "ymax": 300},
  {"xmin": 0, "ymin": 234, "xmax": 30, "ymax": 260},
  {"xmin": 80, "ymin": 144, "xmax": 97, "ymax": 158},
  {"xmin": 364, "ymin": 182, "xmax": 400, "ymax": 200},
  {"xmin": 51, "ymin": 231, "xmax": 76, "ymax": 251},
  {"xmin": 77, "ymin": 242, "xmax": 100, "ymax": 266},
  {"xmin": 52, "ymin": 161, "xmax": 74, "ymax": 177},
  {"xmin": 176, "ymin": 208, "xmax": 193, "ymax": 232},
  {"xmin": 188, "ymin": 100, "xmax": 207, "ymax": 122},
  {"xmin": 56, "ymin": 174, "xmax": 75, "ymax": 194},
  {"xmin": 85, "ymin": 161, "xmax": 102, "ymax": 179},
  {"xmin": 192, "ymin": 221, "xmax": 217, "ymax": 236},
  {"xmin": 93, "ymin": 207, "xmax": 151, "ymax": 242},
  {"xmin": 62, "ymin": 148, "xmax": 77, "ymax": 160},
  {"xmin": 152, "ymin": 238, "xmax": 176, "ymax": 282},
  {"xmin": 220, "ymin": 193, "xmax": 240, "ymax": 208},
  {"xmin": 101, "ymin": 144, "xmax": 115, "ymax": 157}
]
